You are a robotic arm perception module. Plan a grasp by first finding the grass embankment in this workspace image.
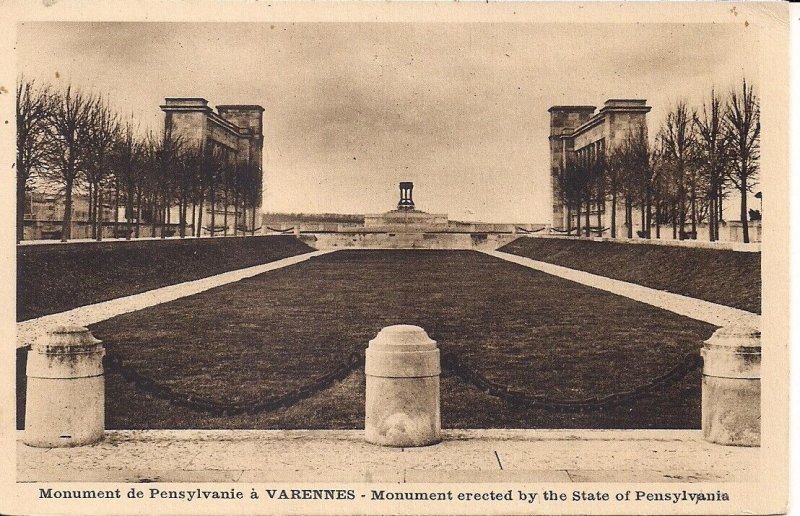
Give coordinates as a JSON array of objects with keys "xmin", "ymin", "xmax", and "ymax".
[
  {"xmin": 17, "ymin": 236, "xmax": 315, "ymax": 321},
  {"xmin": 56, "ymin": 250, "xmax": 717, "ymax": 430},
  {"xmin": 499, "ymin": 238, "xmax": 761, "ymax": 313}
]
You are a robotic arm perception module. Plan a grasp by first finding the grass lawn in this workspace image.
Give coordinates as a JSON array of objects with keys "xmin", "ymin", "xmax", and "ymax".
[
  {"xmin": 499, "ymin": 237, "xmax": 761, "ymax": 313},
  {"xmin": 29, "ymin": 249, "xmax": 718, "ymax": 431},
  {"xmin": 17, "ymin": 235, "xmax": 314, "ymax": 321}
]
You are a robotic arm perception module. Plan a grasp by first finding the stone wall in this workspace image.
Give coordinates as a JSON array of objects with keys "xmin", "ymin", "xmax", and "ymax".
[{"xmin": 307, "ymin": 232, "xmax": 518, "ymax": 250}]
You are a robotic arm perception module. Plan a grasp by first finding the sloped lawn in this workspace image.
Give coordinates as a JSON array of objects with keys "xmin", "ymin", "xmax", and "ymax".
[
  {"xmin": 54, "ymin": 250, "xmax": 719, "ymax": 430},
  {"xmin": 500, "ymin": 237, "xmax": 760, "ymax": 313}
]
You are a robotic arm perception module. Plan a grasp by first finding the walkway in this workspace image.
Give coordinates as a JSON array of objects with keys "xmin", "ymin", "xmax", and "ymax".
[
  {"xmin": 17, "ymin": 429, "xmax": 756, "ymax": 483},
  {"xmin": 16, "ymin": 250, "xmax": 335, "ymax": 348},
  {"xmin": 480, "ymin": 250, "xmax": 760, "ymax": 328}
]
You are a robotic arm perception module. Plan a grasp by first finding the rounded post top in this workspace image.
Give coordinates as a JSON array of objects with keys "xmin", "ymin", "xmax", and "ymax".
[
  {"xmin": 704, "ymin": 324, "xmax": 760, "ymax": 352},
  {"xmin": 35, "ymin": 326, "xmax": 102, "ymax": 353},
  {"xmin": 369, "ymin": 325, "xmax": 437, "ymax": 352}
]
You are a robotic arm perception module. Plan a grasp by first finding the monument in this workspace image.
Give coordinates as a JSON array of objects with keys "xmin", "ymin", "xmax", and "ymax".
[{"xmin": 363, "ymin": 182, "xmax": 449, "ymax": 231}]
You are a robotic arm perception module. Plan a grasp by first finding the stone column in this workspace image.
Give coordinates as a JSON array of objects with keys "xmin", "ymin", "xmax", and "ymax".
[
  {"xmin": 24, "ymin": 326, "xmax": 106, "ymax": 447},
  {"xmin": 365, "ymin": 325, "xmax": 441, "ymax": 447},
  {"xmin": 701, "ymin": 324, "xmax": 760, "ymax": 446}
]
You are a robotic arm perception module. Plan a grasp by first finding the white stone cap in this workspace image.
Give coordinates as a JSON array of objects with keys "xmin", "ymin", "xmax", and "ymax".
[
  {"xmin": 703, "ymin": 324, "xmax": 761, "ymax": 351},
  {"xmin": 32, "ymin": 326, "xmax": 103, "ymax": 354},
  {"xmin": 28, "ymin": 326, "xmax": 105, "ymax": 379},
  {"xmin": 702, "ymin": 324, "xmax": 760, "ymax": 379},
  {"xmin": 365, "ymin": 325, "xmax": 440, "ymax": 377}
]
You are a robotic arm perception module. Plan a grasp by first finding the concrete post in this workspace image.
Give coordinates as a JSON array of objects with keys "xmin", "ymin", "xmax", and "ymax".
[
  {"xmin": 24, "ymin": 326, "xmax": 106, "ymax": 447},
  {"xmin": 701, "ymin": 324, "xmax": 760, "ymax": 446},
  {"xmin": 365, "ymin": 325, "xmax": 441, "ymax": 447}
]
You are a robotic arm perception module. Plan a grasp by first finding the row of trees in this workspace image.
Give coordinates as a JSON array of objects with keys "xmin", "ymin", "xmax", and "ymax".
[
  {"xmin": 16, "ymin": 78, "xmax": 263, "ymax": 242},
  {"xmin": 555, "ymin": 79, "xmax": 760, "ymax": 243}
]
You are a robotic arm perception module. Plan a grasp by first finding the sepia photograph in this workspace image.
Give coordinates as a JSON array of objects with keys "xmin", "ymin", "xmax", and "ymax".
[{"xmin": 0, "ymin": 1, "xmax": 792, "ymax": 515}]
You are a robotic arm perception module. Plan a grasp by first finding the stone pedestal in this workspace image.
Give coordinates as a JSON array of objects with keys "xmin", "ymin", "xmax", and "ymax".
[
  {"xmin": 701, "ymin": 325, "xmax": 760, "ymax": 446},
  {"xmin": 365, "ymin": 325, "xmax": 441, "ymax": 447},
  {"xmin": 24, "ymin": 326, "xmax": 106, "ymax": 448}
]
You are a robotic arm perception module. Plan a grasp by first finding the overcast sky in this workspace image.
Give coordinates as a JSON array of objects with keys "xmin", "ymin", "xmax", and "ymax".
[{"xmin": 17, "ymin": 22, "xmax": 758, "ymax": 222}]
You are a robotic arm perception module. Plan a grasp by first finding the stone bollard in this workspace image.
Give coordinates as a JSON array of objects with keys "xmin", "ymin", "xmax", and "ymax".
[
  {"xmin": 701, "ymin": 324, "xmax": 760, "ymax": 446},
  {"xmin": 365, "ymin": 325, "xmax": 441, "ymax": 447},
  {"xmin": 24, "ymin": 326, "xmax": 106, "ymax": 447}
]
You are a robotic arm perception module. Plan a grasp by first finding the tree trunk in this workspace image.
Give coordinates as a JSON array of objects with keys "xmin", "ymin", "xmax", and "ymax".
[
  {"xmin": 113, "ymin": 180, "xmax": 120, "ymax": 238},
  {"xmin": 163, "ymin": 188, "xmax": 169, "ymax": 239},
  {"xmin": 639, "ymin": 198, "xmax": 647, "ymax": 235},
  {"xmin": 596, "ymin": 196, "xmax": 602, "ymax": 233},
  {"xmin": 690, "ymin": 190, "xmax": 697, "ymax": 239},
  {"xmin": 88, "ymin": 182, "xmax": 95, "ymax": 239},
  {"xmin": 150, "ymin": 194, "xmax": 157, "ymax": 238},
  {"xmin": 610, "ymin": 191, "xmax": 616, "ymax": 238},
  {"xmin": 576, "ymin": 203, "xmax": 581, "ymax": 236},
  {"xmin": 197, "ymin": 190, "xmax": 205, "ymax": 238},
  {"xmin": 625, "ymin": 197, "xmax": 633, "ymax": 239},
  {"xmin": 17, "ymin": 180, "xmax": 26, "ymax": 243},
  {"xmin": 135, "ymin": 189, "xmax": 142, "ymax": 238},
  {"xmin": 251, "ymin": 205, "xmax": 256, "ymax": 236},
  {"xmin": 709, "ymin": 196, "xmax": 716, "ymax": 241},
  {"xmin": 96, "ymin": 186, "xmax": 103, "ymax": 241},
  {"xmin": 210, "ymin": 185, "xmax": 216, "ymax": 237},
  {"xmin": 584, "ymin": 197, "xmax": 590, "ymax": 237},
  {"xmin": 233, "ymin": 190, "xmax": 239, "ymax": 236},
  {"xmin": 223, "ymin": 186, "xmax": 229, "ymax": 236},
  {"xmin": 565, "ymin": 205, "xmax": 571, "ymax": 234},
  {"xmin": 125, "ymin": 183, "xmax": 133, "ymax": 240},
  {"xmin": 654, "ymin": 195, "xmax": 661, "ymax": 239},
  {"xmin": 62, "ymin": 176, "xmax": 75, "ymax": 241},
  {"xmin": 740, "ymin": 177, "xmax": 749, "ymax": 243}
]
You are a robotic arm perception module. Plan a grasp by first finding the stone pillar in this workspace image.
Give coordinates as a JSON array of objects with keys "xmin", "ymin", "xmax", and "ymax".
[
  {"xmin": 24, "ymin": 326, "xmax": 106, "ymax": 447},
  {"xmin": 701, "ymin": 324, "xmax": 760, "ymax": 446},
  {"xmin": 365, "ymin": 325, "xmax": 441, "ymax": 447}
]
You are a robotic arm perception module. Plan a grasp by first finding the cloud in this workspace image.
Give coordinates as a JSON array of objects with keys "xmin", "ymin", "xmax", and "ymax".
[{"xmin": 17, "ymin": 21, "xmax": 758, "ymax": 221}]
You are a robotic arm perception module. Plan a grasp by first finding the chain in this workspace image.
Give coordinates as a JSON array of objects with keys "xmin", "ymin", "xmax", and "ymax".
[
  {"xmin": 104, "ymin": 350, "xmax": 364, "ymax": 417},
  {"xmin": 441, "ymin": 352, "xmax": 703, "ymax": 413},
  {"xmin": 265, "ymin": 226, "xmax": 295, "ymax": 233},
  {"xmin": 32, "ymin": 344, "xmax": 702, "ymax": 416}
]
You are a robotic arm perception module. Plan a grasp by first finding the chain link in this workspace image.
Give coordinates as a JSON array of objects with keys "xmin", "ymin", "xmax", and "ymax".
[
  {"xmin": 265, "ymin": 226, "xmax": 295, "ymax": 233},
  {"xmin": 102, "ymin": 348, "xmax": 701, "ymax": 416},
  {"xmin": 104, "ymin": 350, "xmax": 364, "ymax": 417},
  {"xmin": 440, "ymin": 352, "xmax": 703, "ymax": 413}
]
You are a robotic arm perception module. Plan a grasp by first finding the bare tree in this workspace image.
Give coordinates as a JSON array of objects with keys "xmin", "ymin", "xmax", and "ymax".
[
  {"xmin": 83, "ymin": 97, "xmax": 119, "ymax": 241},
  {"xmin": 659, "ymin": 101, "xmax": 698, "ymax": 239},
  {"xmin": 694, "ymin": 88, "xmax": 729, "ymax": 241},
  {"xmin": 44, "ymin": 85, "xmax": 96, "ymax": 241},
  {"xmin": 16, "ymin": 77, "xmax": 52, "ymax": 242},
  {"xmin": 725, "ymin": 79, "xmax": 760, "ymax": 243},
  {"xmin": 111, "ymin": 120, "xmax": 144, "ymax": 239},
  {"xmin": 605, "ymin": 147, "xmax": 626, "ymax": 238}
]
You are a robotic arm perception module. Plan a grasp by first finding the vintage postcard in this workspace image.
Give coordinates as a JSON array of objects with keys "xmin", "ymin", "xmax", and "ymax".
[{"xmin": 0, "ymin": 1, "xmax": 792, "ymax": 514}]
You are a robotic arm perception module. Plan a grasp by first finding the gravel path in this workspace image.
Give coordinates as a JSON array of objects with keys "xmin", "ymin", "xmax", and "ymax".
[
  {"xmin": 16, "ymin": 250, "xmax": 335, "ymax": 348},
  {"xmin": 481, "ymin": 249, "xmax": 760, "ymax": 328}
]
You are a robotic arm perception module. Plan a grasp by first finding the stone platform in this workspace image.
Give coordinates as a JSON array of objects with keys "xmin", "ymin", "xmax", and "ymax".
[{"xmin": 17, "ymin": 429, "xmax": 757, "ymax": 483}]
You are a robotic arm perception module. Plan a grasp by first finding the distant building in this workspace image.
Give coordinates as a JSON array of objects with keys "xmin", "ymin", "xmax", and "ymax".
[
  {"xmin": 23, "ymin": 190, "xmax": 115, "ymax": 240},
  {"xmin": 161, "ymin": 98, "xmax": 265, "ymax": 234},
  {"xmin": 549, "ymin": 99, "xmax": 651, "ymax": 232}
]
